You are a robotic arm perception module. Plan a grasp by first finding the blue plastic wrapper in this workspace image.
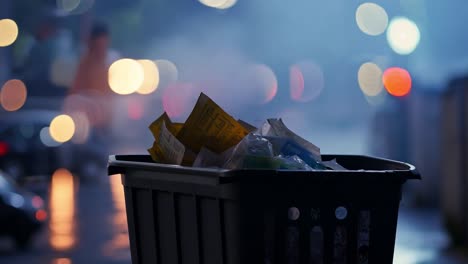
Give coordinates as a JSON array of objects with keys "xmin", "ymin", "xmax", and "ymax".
[
  {"xmin": 223, "ymin": 133, "xmax": 321, "ymax": 170},
  {"xmin": 265, "ymin": 136, "xmax": 327, "ymax": 170}
]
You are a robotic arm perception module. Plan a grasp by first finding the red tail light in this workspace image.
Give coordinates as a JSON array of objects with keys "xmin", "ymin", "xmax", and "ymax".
[
  {"xmin": 0, "ymin": 142, "xmax": 8, "ymax": 156},
  {"xmin": 35, "ymin": 209, "xmax": 47, "ymax": 221}
]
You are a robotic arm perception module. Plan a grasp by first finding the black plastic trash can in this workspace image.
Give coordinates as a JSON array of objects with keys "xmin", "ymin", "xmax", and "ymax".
[{"xmin": 108, "ymin": 154, "xmax": 420, "ymax": 264}]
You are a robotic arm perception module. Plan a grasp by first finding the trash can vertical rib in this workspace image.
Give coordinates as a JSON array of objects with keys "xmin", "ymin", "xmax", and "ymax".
[
  {"xmin": 124, "ymin": 187, "xmax": 141, "ymax": 264},
  {"xmin": 459, "ymin": 87, "xmax": 468, "ymax": 243}
]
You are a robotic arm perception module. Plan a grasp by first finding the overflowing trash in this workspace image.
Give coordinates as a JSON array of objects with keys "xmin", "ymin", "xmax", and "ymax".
[{"xmin": 148, "ymin": 93, "xmax": 347, "ymax": 170}]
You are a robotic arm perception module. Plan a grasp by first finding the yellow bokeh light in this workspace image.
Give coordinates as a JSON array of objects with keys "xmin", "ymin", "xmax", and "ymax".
[
  {"xmin": 108, "ymin": 58, "xmax": 144, "ymax": 95},
  {"xmin": 355, "ymin": 3, "xmax": 388, "ymax": 36},
  {"xmin": 1, "ymin": 79, "xmax": 27, "ymax": 111},
  {"xmin": 49, "ymin": 115, "xmax": 76, "ymax": 143},
  {"xmin": 0, "ymin": 19, "xmax": 19, "ymax": 47},
  {"xmin": 49, "ymin": 169, "xmax": 76, "ymax": 251},
  {"xmin": 199, "ymin": 0, "xmax": 237, "ymax": 9},
  {"xmin": 358, "ymin": 62, "xmax": 383, "ymax": 96},
  {"xmin": 136, "ymin": 60, "xmax": 160, "ymax": 95}
]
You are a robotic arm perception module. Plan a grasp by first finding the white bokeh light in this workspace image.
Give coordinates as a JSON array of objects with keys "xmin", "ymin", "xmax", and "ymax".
[
  {"xmin": 155, "ymin": 59, "xmax": 178, "ymax": 89},
  {"xmin": 57, "ymin": 0, "xmax": 80, "ymax": 12},
  {"xmin": 356, "ymin": 3, "xmax": 389, "ymax": 36},
  {"xmin": 358, "ymin": 62, "xmax": 383, "ymax": 96},
  {"xmin": 387, "ymin": 17, "xmax": 421, "ymax": 55},
  {"xmin": 108, "ymin": 59, "xmax": 145, "ymax": 95},
  {"xmin": 199, "ymin": 0, "xmax": 237, "ymax": 9},
  {"xmin": 56, "ymin": 0, "xmax": 95, "ymax": 14}
]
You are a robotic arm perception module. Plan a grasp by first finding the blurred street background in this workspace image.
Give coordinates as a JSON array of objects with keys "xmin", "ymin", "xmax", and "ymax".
[{"xmin": 1, "ymin": 0, "xmax": 468, "ymax": 263}]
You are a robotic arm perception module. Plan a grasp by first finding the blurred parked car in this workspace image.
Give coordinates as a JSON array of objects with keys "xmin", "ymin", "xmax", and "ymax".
[
  {"xmin": 0, "ymin": 110, "xmax": 58, "ymax": 180},
  {"xmin": 0, "ymin": 171, "xmax": 46, "ymax": 249},
  {"xmin": 0, "ymin": 109, "xmax": 107, "ymax": 181}
]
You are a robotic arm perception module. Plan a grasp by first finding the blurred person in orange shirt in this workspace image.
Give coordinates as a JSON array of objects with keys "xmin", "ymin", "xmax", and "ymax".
[
  {"xmin": 61, "ymin": 22, "xmax": 119, "ymax": 180},
  {"xmin": 65, "ymin": 22, "xmax": 117, "ymax": 139},
  {"xmin": 70, "ymin": 22, "xmax": 113, "ymax": 97}
]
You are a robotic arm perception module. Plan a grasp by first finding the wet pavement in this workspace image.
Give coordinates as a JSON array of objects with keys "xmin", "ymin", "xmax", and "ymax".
[
  {"xmin": 0, "ymin": 174, "xmax": 131, "ymax": 264},
  {"xmin": 0, "ymin": 173, "xmax": 467, "ymax": 264}
]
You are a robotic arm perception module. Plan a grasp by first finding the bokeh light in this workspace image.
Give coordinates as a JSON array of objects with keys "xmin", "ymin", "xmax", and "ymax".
[
  {"xmin": 218, "ymin": 0, "xmax": 237, "ymax": 9},
  {"xmin": 1, "ymin": 79, "xmax": 27, "ymax": 111},
  {"xmin": 57, "ymin": 0, "xmax": 80, "ymax": 12},
  {"xmin": 387, "ymin": 17, "xmax": 421, "ymax": 55},
  {"xmin": 108, "ymin": 58, "xmax": 144, "ymax": 95},
  {"xmin": 136, "ymin": 60, "xmax": 160, "ymax": 95},
  {"xmin": 56, "ymin": 0, "xmax": 94, "ymax": 14},
  {"xmin": 40, "ymin": 127, "xmax": 62, "ymax": 147},
  {"xmin": 382, "ymin": 67, "xmax": 412, "ymax": 97},
  {"xmin": 49, "ymin": 168, "xmax": 76, "ymax": 251},
  {"xmin": 0, "ymin": 19, "xmax": 19, "ymax": 47},
  {"xmin": 289, "ymin": 61, "xmax": 324, "ymax": 102},
  {"xmin": 358, "ymin": 62, "xmax": 384, "ymax": 96},
  {"xmin": 290, "ymin": 66, "xmax": 304, "ymax": 101},
  {"xmin": 70, "ymin": 112, "xmax": 90, "ymax": 144},
  {"xmin": 199, "ymin": 0, "xmax": 237, "ymax": 9},
  {"xmin": 154, "ymin": 59, "xmax": 178, "ymax": 89},
  {"xmin": 36, "ymin": 209, "xmax": 48, "ymax": 221},
  {"xmin": 355, "ymin": 3, "xmax": 388, "ymax": 36},
  {"xmin": 244, "ymin": 64, "xmax": 278, "ymax": 104},
  {"xmin": 49, "ymin": 115, "xmax": 76, "ymax": 143}
]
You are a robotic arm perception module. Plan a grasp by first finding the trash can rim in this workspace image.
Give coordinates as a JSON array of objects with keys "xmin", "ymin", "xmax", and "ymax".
[{"xmin": 108, "ymin": 154, "xmax": 421, "ymax": 181}]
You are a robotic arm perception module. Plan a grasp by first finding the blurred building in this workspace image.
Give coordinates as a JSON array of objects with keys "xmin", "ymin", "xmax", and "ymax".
[{"xmin": 441, "ymin": 77, "xmax": 468, "ymax": 245}]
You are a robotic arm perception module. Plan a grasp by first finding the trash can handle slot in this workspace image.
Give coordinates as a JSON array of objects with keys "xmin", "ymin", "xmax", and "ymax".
[{"xmin": 108, "ymin": 164, "xmax": 126, "ymax": 176}]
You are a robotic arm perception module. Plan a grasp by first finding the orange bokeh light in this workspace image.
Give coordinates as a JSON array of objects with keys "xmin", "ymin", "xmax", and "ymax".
[
  {"xmin": 1, "ymin": 79, "xmax": 27, "ymax": 111},
  {"xmin": 382, "ymin": 67, "xmax": 412, "ymax": 97}
]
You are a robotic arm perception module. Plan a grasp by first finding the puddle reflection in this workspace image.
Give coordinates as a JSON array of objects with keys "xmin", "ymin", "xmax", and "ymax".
[
  {"xmin": 51, "ymin": 257, "xmax": 72, "ymax": 264},
  {"xmin": 49, "ymin": 169, "xmax": 76, "ymax": 251},
  {"xmin": 102, "ymin": 174, "xmax": 130, "ymax": 259}
]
